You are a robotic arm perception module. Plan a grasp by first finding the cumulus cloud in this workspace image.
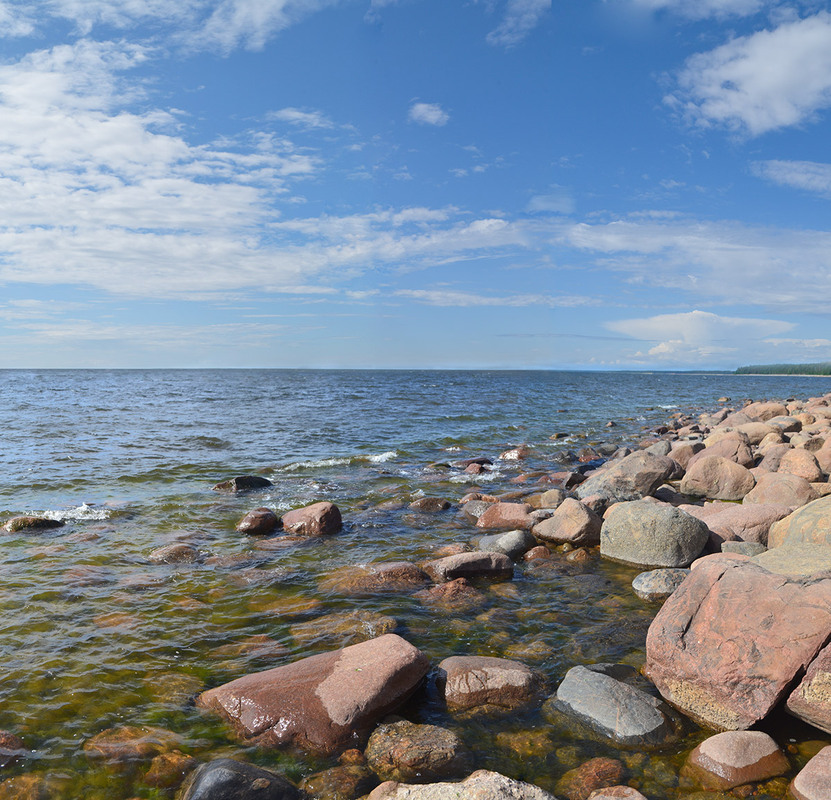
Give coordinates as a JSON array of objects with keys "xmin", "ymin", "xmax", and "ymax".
[
  {"xmin": 752, "ymin": 159, "xmax": 831, "ymax": 196},
  {"xmin": 408, "ymin": 102, "xmax": 449, "ymax": 126},
  {"xmin": 668, "ymin": 11, "xmax": 831, "ymax": 136},
  {"xmin": 486, "ymin": 0, "xmax": 551, "ymax": 47},
  {"xmin": 607, "ymin": 310, "xmax": 794, "ymax": 362}
]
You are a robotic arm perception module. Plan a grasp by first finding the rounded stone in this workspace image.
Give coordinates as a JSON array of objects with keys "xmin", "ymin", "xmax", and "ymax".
[
  {"xmin": 236, "ymin": 507, "xmax": 280, "ymax": 536},
  {"xmin": 683, "ymin": 731, "xmax": 789, "ymax": 790},
  {"xmin": 789, "ymin": 745, "xmax": 831, "ymax": 800},
  {"xmin": 631, "ymin": 568, "xmax": 689, "ymax": 602}
]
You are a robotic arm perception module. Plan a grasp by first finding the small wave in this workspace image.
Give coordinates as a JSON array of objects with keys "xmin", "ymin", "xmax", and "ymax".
[
  {"xmin": 279, "ymin": 457, "xmax": 353, "ymax": 472},
  {"xmin": 42, "ymin": 504, "xmax": 112, "ymax": 522},
  {"xmin": 450, "ymin": 470, "xmax": 503, "ymax": 484},
  {"xmin": 367, "ymin": 451, "xmax": 397, "ymax": 463},
  {"xmin": 657, "ymin": 404, "xmax": 679, "ymax": 410}
]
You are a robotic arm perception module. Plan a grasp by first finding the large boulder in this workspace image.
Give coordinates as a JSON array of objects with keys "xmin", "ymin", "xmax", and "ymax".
[
  {"xmin": 281, "ymin": 502, "xmax": 342, "ymax": 536},
  {"xmin": 742, "ymin": 401, "xmax": 789, "ymax": 421},
  {"xmin": 680, "ymin": 456, "xmax": 755, "ymax": 501},
  {"xmin": 532, "ymin": 499, "xmax": 601, "ymax": 546},
  {"xmin": 787, "ymin": 643, "xmax": 831, "ymax": 733},
  {"xmin": 688, "ymin": 436, "xmax": 754, "ymax": 469},
  {"xmin": 778, "ymin": 448, "xmax": 825, "ymax": 482},
  {"xmin": 548, "ymin": 665, "xmax": 679, "ymax": 747},
  {"xmin": 644, "ymin": 556, "xmax": 831, "ymax": 730},
  {"xmin": 575, "ymin": 451, "xmax": 675, "ymax": 503},
  {"xmin": 600, "ymin": 500, "xmax": 709, "ymax": 568},
  {"xmin": 178, "ymin": 759, "xmax": 300, "ymax": 800},
  {"xmin": 437, "ymin": 656, "xmax": 547, "ymax": 716},
  {"xmin": 768, "ymin": 495, "xmax": 831, "ymax": 548},
  {"xmin": 751, "ymin": 544, "xmax": 831, "ymax": 578},
  {"xmin": 743, "ymin": 472, "xmax": 818, "ymax": 509},
  {"xmin": 197, "ymin": 634, "xmax": 430, "ymax": 754},
  {"xmin": 690, "ymin": 503, "xmax": 792, "ymax": 547},
  {"xmin": 366, "ymin": 770, "xmax": 556, "ymax": 800}
]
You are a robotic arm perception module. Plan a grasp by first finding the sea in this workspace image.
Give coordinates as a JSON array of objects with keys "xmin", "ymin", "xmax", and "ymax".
[{"xmin": 1, "ymin": 369, "xmax": 829, "ymax": 799}]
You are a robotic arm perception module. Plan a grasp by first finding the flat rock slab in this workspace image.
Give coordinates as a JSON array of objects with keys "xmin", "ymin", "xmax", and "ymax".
[
  {"xmin": 683, "ymin": 731, "xmax": 789, "ymax": 790},
  {"xmin": 631, "ymin": 568, "xmax": 689, "ymax": 602},
  {"xmin": 198, "ymin": 634, "xmax": 430, "ymax": 754},
  {"xmin": 789, "ymin": 745, "xmax": 831, "ymax": 800},
  {"xmin": 424, "ymin": 552, "xmax": 513, "ymax": 583},
  {"xmin": 550, "ymin": 665, "xmax": 679, "ymax": 747},
  {"xmin": 179, "ymin": 758, "xmax": 300, "ymax": 800},
  {"xmin": 601, "ymin": 500, "xmax": 709, "ymax": 568},
  {"xmin": 644, "ymin": 555, "xmax": 831, "ymax": 730},
  {"xmin": 437, "ymin": 656, "xmax": 547, "ymax": 716},
  {"xmin": 787, "ymin": 642, "xmax": 831, "ymax": 733},
  {"xmin": 367, "ymin": 770, "xmax": 556, "ymax": 800},
  {"xmin": 752, "ymin": 544, "xmax": 831, "ymax": 578},
  {"xmin": 768, "ymin": 495, "xmax": 831, "ymax": 548}
]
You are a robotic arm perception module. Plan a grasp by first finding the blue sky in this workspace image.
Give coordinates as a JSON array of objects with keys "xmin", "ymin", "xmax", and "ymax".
[{"xmin": 1, "ymin": 0, "xmax": 830, "ymax": 369}]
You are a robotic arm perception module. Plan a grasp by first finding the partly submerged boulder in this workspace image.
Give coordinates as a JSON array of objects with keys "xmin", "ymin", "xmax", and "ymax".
[{"xmin": 576, "ymin": 451, "xmax": 674, "ymax": 504}]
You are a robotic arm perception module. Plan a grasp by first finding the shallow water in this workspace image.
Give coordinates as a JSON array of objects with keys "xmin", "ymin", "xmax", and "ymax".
[{"xmin": 1, "ymin": 369, "xmax": 830, "ymax": 798}]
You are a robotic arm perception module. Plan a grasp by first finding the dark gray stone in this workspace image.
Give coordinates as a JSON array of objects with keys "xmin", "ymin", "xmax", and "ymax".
[
  {"xmin": 213, "ymin": 476, "xmax": 273, "ymax": 493},
  {"xmin": 722, "ymin": 541, "xmax": 767, "ymax": 557},
  {"xmin": 179, "ymin": 758, "xmax": 300, "ymax": 800},
  {"xmin": 477, "ymin": 529, "xmax": 537, "ymax": 560}
]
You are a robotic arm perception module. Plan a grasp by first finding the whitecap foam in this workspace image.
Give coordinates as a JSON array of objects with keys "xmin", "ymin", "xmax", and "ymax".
[
  {"xmin": 367, "ymin": 451, "xmax": 397, "ymax": 463},
  {"xmin": 450, "ymin": 470, "xmax": 503, "ymax": 484},
  {"xmin": 42, "ymin": 504, "xmax": 112, "ymax": 522},
  {"xmin": 279, "ymin": 457, "xmax": 353, "ymax": 472}
]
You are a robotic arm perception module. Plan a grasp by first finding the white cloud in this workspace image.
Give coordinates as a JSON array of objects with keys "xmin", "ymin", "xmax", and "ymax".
[
  {"xmin": 752, "ymin": 159, "xmax": 831, "ymax": 196},
  {"xmin": 486, "ymin": 0, "xmax": 551, "ymax": 47},
  {"xmin": 607, "ymin": 310, "xmax": 794, "ymax": 362},
  {"xmin": 396, "ymin": 289, "xmax": 595, "ymax": 307},
  {"xmin": 629, "ymin": 0, "xmax": 767, "ymax": 19},
  {"xmin": 268, "ymin": 107, "xmax": 335, "ymax": 129},
  {"xmin": 668, "ymin": 12, "xmax": 831, "ymax": 136},
  {"xmin": 527, "ymin": 187, "xmax": 575, "ymax": 214},
  {"xmin": 408, "ymin": 102, "xmax": 449, "ymax": 126}
]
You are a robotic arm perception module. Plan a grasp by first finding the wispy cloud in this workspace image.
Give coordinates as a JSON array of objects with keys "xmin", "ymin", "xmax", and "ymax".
[
  {"xmin": 408, "ymin": 102, "xmax": 449, "ymax": 126},
  {"xmin": 396, "ymin": 289, "xmax": 595, "ymax": 308},
  {"xmin": 666, "ymin": 11, "xmax": 831, "ymax": 136},
  {"xmin": 486, "ymin": 0, "xmax": 551, "ymax": 48},
  {"xmin": 629, "ymin": 0, "xmax": 768, "ymax": 20},
  {"xmin": 752, "ymin": 159, "xmax": 831, "ymax": 196},
  {"xmin": 268, "ymin": 107, "xmax": 335, "ymax": 129}
]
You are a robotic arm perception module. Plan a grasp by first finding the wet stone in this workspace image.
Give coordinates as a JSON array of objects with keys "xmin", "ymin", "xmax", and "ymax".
[
  {"xmin": 408, "ymin": 497, "xmax": 451, "ymax": 512},
  {"xmin": 142, "ymin": 749, "xmax": 197, "ymax": 789},
  {"xmin": 300, "ymin": 764, "xmax": 377, "ymax": 800},
  {"xmin": 236, "ymin": 507, "xmax": 280, "ymax": 536},
  {"xmin": 1, "ymin": 517, "xmax": 64, "ymax": 534},
  {"xmin": 144, "ymin": 673, "xmax": 204, "ymax": 706},
  {"xmin": 0, "ymin": 732, "xmax": 25, "ymax": 769},
  {"xmin": 555, "ymin": 757, "xmax": 626, "ymax": 800},
  {"xmin": 289, "ymin": 610, "xmax": 398, "ymax": 649},
  {"xmin": 212, "ymin": 475, "xmax": 273, "ymax": 493},
  {"xmin": 476, "ymin": 529, "xmax": 537, "ymax": 560},
  {"xmin": 83, "ymin": 725, "xmax": 182, "ymax": 764},
  {"xmin": 414, "ymin": 578, "xmax": 487, "ymax": 612},
  {"xmin": 179, "ymin": 758, "xmax": 301, "ymax": 800},
  {"xmin": 148, "ymin": 543, "xmax": 200, "ymax": 564},
  {"xmin": 682, "ymin": 731, "xmax": 789, "ymax": 790}
]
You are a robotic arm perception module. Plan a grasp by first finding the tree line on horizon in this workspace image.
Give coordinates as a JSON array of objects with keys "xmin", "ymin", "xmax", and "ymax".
[{"xmin": 735, "ymin": 362, "xmax": 831, "ymax": 375}]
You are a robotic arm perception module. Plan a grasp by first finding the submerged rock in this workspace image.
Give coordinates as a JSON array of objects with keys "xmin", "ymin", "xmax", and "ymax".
[
  {"xmin": 476, "ymin": 529, "xmax": 537, "ymax": 560},
  {"xmin": 423, "ymin": 552, "xmax": 513, "ymax": 582},
  {"xmin": 212, "ymin": 476, "xmax": 273, "ymax": 493},
  {"xmin": 320, "ymin": 563, "xmax": 431, "ymax": 595},
  {"xmin": 631, "ymin": 568, "xmax": 689, "ymax": 602},
  {"xmin": 179, "ymin": 758, "xmax": 300, "ymax": 800},
  {"xmin": 555, "ymin": 757, "xmax": 625, "ymax": 800},
  {"xmin": 2, "ymin": 516, "xmax": 63, "ymax": 533},
  {"xmin": 366, "ymin": 770, "xmax": 556, "ymax": 800},
  {"xmin": 197, "ymin": 634, "xmax": 430, "ymax": 754},
  {"xmin": 83, "ymin": 725, "xmax": 182, "ymax": 764}
]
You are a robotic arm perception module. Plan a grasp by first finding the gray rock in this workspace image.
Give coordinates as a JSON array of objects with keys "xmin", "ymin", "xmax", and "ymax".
[
  {"xmin": 367, "ymin": 770, "xmax": 556, "ymax": 800},
  {"xmin": 751, "ymin": 544, "xmax": 831, "ymax": 578},
  {"xmin": 424, "ymin": 552, "xmax": 513, "ymax": 582},
  {"xmin": 632, "ymin": 568, "xmax": 689, "ymax": 602},
  {"xmin": 722, "ymin": 541, "xmax": 767, "ymax": 557},
  {"xmin": 576, "ymin": 451, "xmax": 675, "ymax": 503},
  {"xmin": 179, "ymin": 758, "xmax": 300, "ymax": 800},
  {"xmin": 461, "ymin": 501, "xmax": 491, "ymax": 521},
  {"xmin": 477, "ymin": 529, "xmax": 537, "ymax": 560},
  {"xmin": 549, "ymin": 665, "xmax": 679, "ymax": 747},
  {"xmin": 601, "ymin": 500, "xmax": 709, "ymax": 568},
  {"xmin": 532, "ymin": 498, "xmax": 602, "ymax": 546}
]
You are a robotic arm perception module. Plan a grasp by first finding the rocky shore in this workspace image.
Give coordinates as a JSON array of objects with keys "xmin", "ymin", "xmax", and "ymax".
[{"xmin": 5, "ymin": 391, "xmax": 831, "ymax": 799}]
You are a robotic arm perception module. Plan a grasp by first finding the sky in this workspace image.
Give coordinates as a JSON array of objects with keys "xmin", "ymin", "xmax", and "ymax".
[{"xmin": 0, "ymin": 0, "xmax": 830, "ymax": 369}]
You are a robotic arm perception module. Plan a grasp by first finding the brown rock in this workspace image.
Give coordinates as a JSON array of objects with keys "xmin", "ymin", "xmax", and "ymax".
[
  {"xmin": 414, "ymin": 578, "xmax": 488, "ymax": 612},
  {"xmin": 779, "ymin": 449, "xmax": 825, "ymax": 483},
  {"xmin": 197, "ymin": 634, "xmax": 430, "ymax": 754},
  {"xmin": 83, "ymin": 726, "xmax": 182, "ymax": 763},
  {"xmin": 743, "ymin": 472, "xmax": 818, "ymax": 509},
  {"xmin": 437, "ymin": 655, "xmax": 547, "ymax": 716},
  {"xmin": 1, "ymin": 516, "xmax": 63, "ymax": 534},
  {"xmin": 475, "ymin": 502, "xmax": 535, "ymax": 530},
  {"xmin": 281, "ymin": 502, "xmax": 342, "ymax": 536},
  {"xmin": 689, "ymin": 436, "xmax": 754, "ymax": 469},
  {"xmin": 575, "ymin": 451, "xmax": 675, "ymax": 503},
  {"xmin": 556, "ymin": 758, "xmax": 625, "ymax": 800},
  {"xmin": 787, "ymin": 643, "xmax": 831, "ymax": 732},
  {"xmin": 670, "ymin": 441, "xmax": 705, "ymax": 469},
  {"xmin": 210, "ymin": 634, "xmax": 289, "ymax": 662},
  {"xmin": 532, "ymin": 499, "xmax": 601, "ymax": 546},
  {"xmin": 300, "ymin": 764, "xmax": 377, "ymax": 800},
  {"xmin": 680, "ymin": 456, "xmax": 756, "ymax": 501},
  {"xmin": 587, "ymin": 789, "xmax": 647, "ymax": 800},
  {"xmin": 236, "ymin": 507, "xmax": 280, "ymax": 536},
  {"xmin": 289, "ymin": 611, "xmax": 398, "ymax": 649},
  {"xmin": 148, "ymin": 543, "xmax": 200, "ymax": 564},
  {"xmin": 788, "ymin": 745, "xmax": 831, "ymax": 800},
  {"xmin": 408, "ymin": 498, "xmax": 451, "ymax": 512},
  {"xmin": 423, "ymin": 552, "xmax": 513, "ymax": 582},
  {"xmin": 523, "ymin": 545, "xmax": 551, "ymax": 561},
  {"xmin": 142, "ymin": 750, "xmax": 197, "ymax": 788},
  {"xmin": 500, "ymin": 445, "xmax": 532, "ymax": 460},
  {"xmin": 644, "ymin": 556, "xmax": 831, "ymax": 730},
  {"xmin": 0, "ymin": 774, "xmax": 52, "ymax": 800},
  {"xmin": 320, "ymin": 563, "xmax": 431, "ymax": 595},
  {"xmin": 683, "ymin": 731, "xmax": 789, "ymax": 790},
  {"xmin": 0, "ymin": 732, "xmax": 24, "ymax": 768},
  {"xmin": 364, "ymin": 720, "xmax": 471, "ymax": 782},
  {"xmin": 213, "ymin": 475, "xmax": 273, "ymax": 493},
  {"xmin": 769, "ymin": 495, "xmax": 831, "ymax": 548}
]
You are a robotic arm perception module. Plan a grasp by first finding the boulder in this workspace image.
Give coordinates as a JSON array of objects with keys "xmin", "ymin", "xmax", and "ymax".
[
  {"xmin": 751, "ymin": 544, "xmax": 831, "ymax": 578},
  {"xmin": 768, "ymin": 495, "xmax": 831, "ymax": 548},
  {"xmin": 555, "ymin": 758, "xmax": 625, "ymax": 800},
  {"xmin": 143, "ymin": 750, "xmax": 197, "ymax": 789},
  {"xmin": 437, "ymin": 656, "xmax": 547, "ymax": 716},
  {"xmin": 197, "ymin": 634, "xmax": 430, "ymax": 754},
  {"xmin": 631, "ymin": 568, "xmax": 689, "ymax": 602},
  {"xmin": 575, "ymin": 451, "xmax": 675, "ymax": 503},
  {"xmin": 300, "ymin": 763, "xmax": 376, "ymax": 800},
  {"xmin": 532, "ymin": 499, "xmax": 602, "ymax": 547},
  {"xmin": 236, "ymin": 508, "xmax": 280, "ymax": 536},
  {"xmin": 669, "ymin": 441, "xmax": 705, "ymax": 469},
  {"xmin": 476, "ymin": 529, "xmax": 537, "ymax": 560},
  {"xmin": 644, "ymin": 556, "xmax": 831, "ymax": 730},
  {"xmin": 549, "ymin": 665, "xmax": 679, "ymax": 747},
  {"xmin": 688, "ymin": 436, "xmax": 754, "ymax": 469},
  {"xmin": 213, "ymin": 476, "xmax": 273, "ymax": 493},
  {"xmin": 755, "ymin": 443, "xmax": 792, "ymax": 472},
  {"xmin": 788, "ymin": 746, "xmax": 831, "ymax": 800},
  {"xmin": 600, "ymin": 500, "xmax": 709, "ymax": 568},
  {"xmin": 743, "ymin": 472, "xmax": 818, "ymax": 509},
  {"xmin": 742, "ymin": 401, "xmax": 789, "ymax": 421},
  {"xmin": 84, "ymin": 725, "xmax": 182, "ymax": 763},
  {"xmin": 320, "ymin": 563, "xmax": 431, "ymax": 595},
  {"xmin": 721, "ymin": 541, "xmax": 766, "ymax": 557},
  {"xmin": 474, "ymin": 503, "xmax": 535, "ymax": 530},
  {"xmin": 1, "ymin": 516, "xmax": 63, "ymax": 533},
  {"xmin": 178, "ymin": 759, "xmax": 300, "ymax": 800},
  {"xmin": 697, "ymin": 503, "xmax": 792, "ymax": 547},
  {"xmin": 365, "ymin": 720, "xmax": 471, "ymax": 782},
  {"xmin": 779, "ymin": 449, "xmax": 825, "ymax": 483},
  {"xmin": 423, "ymin": 552, "xmax": 513, "ymax": 583},
  {"xmin": 680, "ymin": 456, "xmax": 755, "ymax": 501},
  {"xmin": 281, "ymin": 502, "xmax": 342, "ymax": 536},
  {"xmin": 787, "ymin": 643, "xmax": 831, "ymax": 733},
  {"xmin": 682, "ymin": 731, "xmax": 789, "ymax": 790},
  {"xmin": 366, "ymin": 770, "xmax": 555, "ymax": 800},
  {"xmin": 735, "ymin": 422, "xmax": 778, "ymax": 445}
]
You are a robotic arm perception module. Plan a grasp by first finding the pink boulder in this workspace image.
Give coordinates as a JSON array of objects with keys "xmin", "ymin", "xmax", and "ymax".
[
  {"xmin": 475, "ymin": 502, "xmax": 535, "ymax": 530},
  {"xmin": 789, "ymin": 746, "xmax": 831, "ymax": 800},
  {"xmin": 644, "ymin": 555, "xmax": 831, "ymax": 730},
  {"xmin": 423, "ymin": 552, "xmax": 513, "ymax": 582},
  {"xmin": 531, "ymin": 498, "xmax": 601, "ymax": 546},
  {"xmin": 768, "ymin": 495, "xmax": 831, "ymax": 548},
  {"xmin": 787, "ymin": 642, "xmax": 831, "ymax": 733},
  {"xmin": 680, "ymin": 456, "xmax": 755, "ymax": 501},
  {"xmin": 281, "ymin": 502, "xmax": 342, "ymax": 536},
  {"xmin": 235, "ymin": 507, "xmax": 280, "ymax": 536},
  {"xmin": 743, "ymin": 472, "xmax": 818, "ymax": 509},
  {"xmin": 688, "ymin": 437, "xmax": 754, "ymax": 469},
  {"xmin": 197, "ymin": 634, "xmax": 429, "ymax": 754},
  {"xmin": 779, "ymin": 448, "xmax": 825, "ymax": 483}
]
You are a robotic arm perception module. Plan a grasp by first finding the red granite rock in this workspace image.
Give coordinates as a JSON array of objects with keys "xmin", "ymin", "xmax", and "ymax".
[
  {"xmin": 236, "ymin": 507, "xmax": 280, "ymax": 536},
  {"xmin": 644, "ymin": 556, "xmax": 831, "ymax": 730},
  {"xmin": 532, "ymin": 498, "xmax": 601, "ymax": 546},
  {"xmin": 198, "ymin": 634, "xmax": 429, "ymax": 754},
  {"xmin": 768, "ymin": 495, "xmax": 831, "ymax": 548},
  {"xmin": 787, "ymin": 642, "xmax": 831, "ymax": 733},
  {"xmin": 423, "ymin": 552, "xmax": 513, "ymax": 582},
  {"xmin": 789, "ymin": 745, "xmax": 831, "ymax": 800},
  {"xmin": 475, "ymin": 502, "xmax": 535, "ymax": 530},
  {"xmin": 779, "ymin": 449, "xmax": 825, "ymax": 483},
  {"xmin": 683, "ymin": 731, "xmax": 789, "ymax": 790},
  {"xmin": 688, "ymin": 437, "xmax": 754, "ymax": 469},
  {"xmin": 680, "ymin": 456, "xmax": 756, "ymax": 501},
  {"xmin": 281, "ymin": 502, "xmax": 342, "ymax": 536},
  {"xmin": 320, "ymin": 562, "xmax": 431, "ymax": 595},
  {"xmin": 556, "ymin": 758, "xmax": 625, "ymax": 800},
  {"xmin": 743, "ymin": 472, "xmax": 818, "ymax": 509}
]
